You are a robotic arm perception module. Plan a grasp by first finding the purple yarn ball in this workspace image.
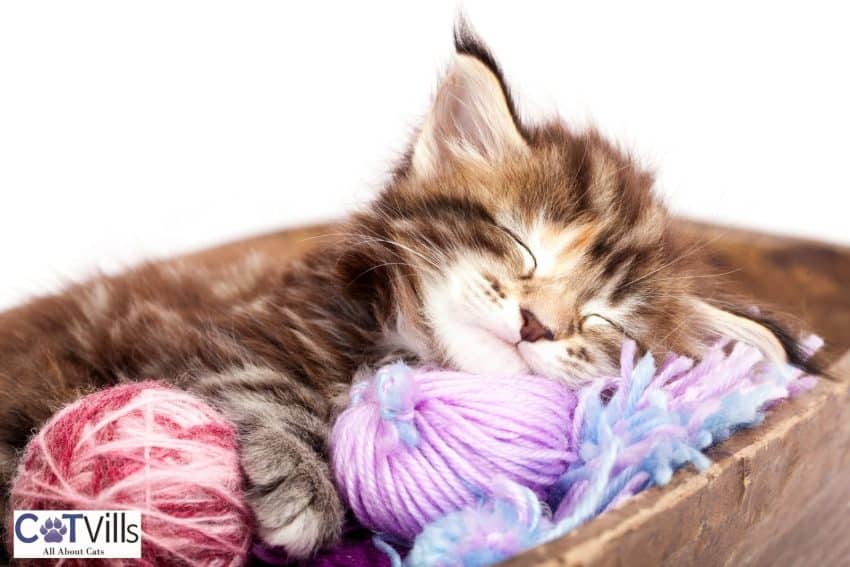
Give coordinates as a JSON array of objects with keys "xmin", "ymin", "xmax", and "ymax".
[{"xmin": 331, "ymin": 362, "xmax": 577, "ymax": 541}]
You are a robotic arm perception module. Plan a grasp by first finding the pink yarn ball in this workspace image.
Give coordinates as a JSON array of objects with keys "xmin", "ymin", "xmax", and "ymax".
[
  {"xmin": 9, "ymin": 382, "xmax": 252, "ymax": 566},
  {"xmin": 331, "ymin": 363, "xmax": 577, "ymax": 541}
]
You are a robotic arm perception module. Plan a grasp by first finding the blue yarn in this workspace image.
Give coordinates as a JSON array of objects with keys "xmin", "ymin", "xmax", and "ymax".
[
  {"xmin": 374, "ymin": 362, "xmax": 420, "ymax": 447},
  {"xmin": 401, "ymin": 480, "xmax": 550, "ymax": 567},
  {"xmin": 387, "ymin": 340, "xmax": 817, "ymax": 566}
]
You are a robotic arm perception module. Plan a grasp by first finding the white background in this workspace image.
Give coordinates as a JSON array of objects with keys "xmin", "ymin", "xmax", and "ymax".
[{"xmin": 1, "ymin": 2, "xmax": 848, "ymax": 310}]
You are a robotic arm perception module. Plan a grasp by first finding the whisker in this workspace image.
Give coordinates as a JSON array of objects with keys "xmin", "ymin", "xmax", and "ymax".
[
  {"xmin": 650, "ymin": 268, "xmax": 743, "ymax": 283},
  {"xmin": 313, "ymin": 230, "xmax": 444, "ymax": 272},
  {"xmin": 617, "ymin": 233, "xmax": 726, "ymax": 290},
  {"xmin": 657, "ymin": 316, "xmax": 692, "ymax": 345},
  {"xmin": 345, "ymin": 262, "xmax": 418, "ymax": 287}
]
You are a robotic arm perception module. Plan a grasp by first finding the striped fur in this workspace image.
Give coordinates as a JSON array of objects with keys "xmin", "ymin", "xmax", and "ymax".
[{"xmin": 0, "ymin": 26, "xmax": 813, "ymax": 558}]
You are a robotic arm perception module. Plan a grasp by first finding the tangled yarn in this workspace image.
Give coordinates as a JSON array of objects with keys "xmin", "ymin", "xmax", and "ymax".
[
  {"xmin": 9, "ymin": 382, "xmax": 252, "ymax": 566},
  {"xmin": 332, "ymin": 338, "xmax": 819, "ymax": 567}
]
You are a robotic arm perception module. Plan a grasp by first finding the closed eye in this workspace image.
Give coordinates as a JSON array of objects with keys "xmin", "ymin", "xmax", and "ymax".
[
  {"xmin": 498, "ymin": 226, "xmax": 537, "ymax": 278},
  {"xmin": 581, "ymin": 313, "xmax": 643, "ymax": 347}
]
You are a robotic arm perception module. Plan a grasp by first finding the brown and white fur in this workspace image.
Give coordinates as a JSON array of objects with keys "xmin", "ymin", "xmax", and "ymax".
[{"xmin": 0, "ymin": 27, "xmax": 815, "ymax": 557}]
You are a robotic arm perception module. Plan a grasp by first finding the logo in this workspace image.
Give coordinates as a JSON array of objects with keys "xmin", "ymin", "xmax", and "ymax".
[
  {"xmin": 39, "ymin": 517, "xmax": 68, "ymax": 543},
  {"xmin": 13, "ymin": 510, "xmax": 142, "ymax": 559}
]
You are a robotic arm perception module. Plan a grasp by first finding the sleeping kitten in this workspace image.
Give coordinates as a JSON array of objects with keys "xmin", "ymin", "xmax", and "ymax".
[{"xmin": 0, "ymin": 27, "xmax": 815, "ymax": 557}]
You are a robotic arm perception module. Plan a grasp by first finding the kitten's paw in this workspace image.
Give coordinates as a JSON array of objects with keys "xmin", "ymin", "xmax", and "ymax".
[
  {"xmin": 248, "ymin": 461, "xmax": 345, "ymax": 558},
  {"xmin": 256, "ymin": 503, "xmax": 343, "ymax": 558}
]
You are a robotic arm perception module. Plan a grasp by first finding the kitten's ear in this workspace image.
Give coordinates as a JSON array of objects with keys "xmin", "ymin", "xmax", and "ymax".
[
  {"xmin": 693, "ymin": 299, "xmax": 803, "ymax": 365},
  {"xmin": 409, "ymin": 30, "xmax": 529, "ymax": 177}
]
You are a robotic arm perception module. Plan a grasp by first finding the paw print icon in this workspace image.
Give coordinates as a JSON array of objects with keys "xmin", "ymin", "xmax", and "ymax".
[{"xmin": 40, "ymin": 517, "xmax": 67, "ymax": 543}]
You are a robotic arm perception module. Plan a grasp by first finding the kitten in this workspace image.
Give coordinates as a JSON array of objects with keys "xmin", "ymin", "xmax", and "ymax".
[{"xmin": 0, "ymin": 26, "xmax": 815, "ymax": 557}]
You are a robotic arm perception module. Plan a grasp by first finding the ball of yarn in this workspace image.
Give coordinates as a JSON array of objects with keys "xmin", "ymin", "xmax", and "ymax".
[
  {"xmin": 9, "ymin": 381, "xmax": 252, "ymax": 566},
  {"xmin": 331, "ymin": 362, "xmax": 576, "ymax": 541}
]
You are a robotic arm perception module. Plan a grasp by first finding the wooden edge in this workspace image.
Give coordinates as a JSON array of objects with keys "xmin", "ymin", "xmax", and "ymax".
[
  {"xmin": 503, "ymin": 352, "xmax": 850, "ymax": 566},
  {"xmin": 672, "ymin": 217, "xmax": 850, "ymax": 252}
]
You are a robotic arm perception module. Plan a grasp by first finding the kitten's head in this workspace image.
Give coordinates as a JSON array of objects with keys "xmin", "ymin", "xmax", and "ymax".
[{"xmin": 340, "ymin": 27, "xmax": 801, "ymax": 384}]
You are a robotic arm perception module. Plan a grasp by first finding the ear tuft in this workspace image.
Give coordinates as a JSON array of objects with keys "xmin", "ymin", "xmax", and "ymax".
[
  {"xmin": 452, "ymin": 19, "xmax": 523, "ymax": 132},
  {"xmin": 408, "ymin": 23, "xmax": 529, "ymax": 178}
]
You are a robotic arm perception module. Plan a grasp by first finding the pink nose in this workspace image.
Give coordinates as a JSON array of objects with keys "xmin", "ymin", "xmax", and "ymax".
[{"xmin": 520, "ymin": 309, "xmax": 554, "ymax": 342}]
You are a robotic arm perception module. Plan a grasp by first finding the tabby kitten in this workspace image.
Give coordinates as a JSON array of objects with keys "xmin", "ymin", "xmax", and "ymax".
[{"xmin": 0, "ymin": 28, "xmax": 812, "ymax": 557}]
